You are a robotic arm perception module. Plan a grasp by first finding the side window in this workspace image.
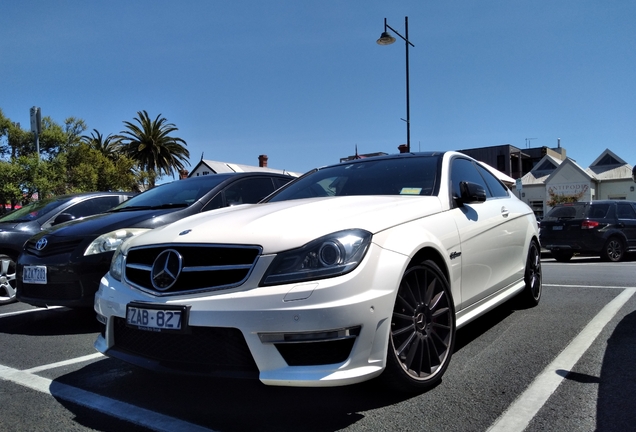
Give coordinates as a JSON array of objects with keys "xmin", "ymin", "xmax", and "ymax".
[
  {"xmin": 224, "ymin": 178, "xmax": 277, "ymax": 205},
  {"xmin": 273, "ymin": 177, "xmax": 292, "ymax": 190},
  {"xmin": 65, "ymin": 196, "xmax": 121, "ymax": 219},
  {"xmin": 616, "ymin": 203, "xmax": 636, "ymax": 219},
  {"xmin": 475, "ymin": 165, "xmax": 509, "ymax": 198},
  {"xmin": 450, "ymin": 158, "xmax": 490, "ymax": 198},
  {"xmin": 201, "ymin": 193, "xmax": 223, "ymax": 212},
  {"xmin": 202, "ymin": 178, "xmax": 279, "ymax": 212}
]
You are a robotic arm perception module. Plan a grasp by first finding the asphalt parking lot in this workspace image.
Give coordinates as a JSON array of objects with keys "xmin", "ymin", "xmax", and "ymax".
[{"xmin": 1, "ymin": 256, "xmax": 635, "ymax": 432}]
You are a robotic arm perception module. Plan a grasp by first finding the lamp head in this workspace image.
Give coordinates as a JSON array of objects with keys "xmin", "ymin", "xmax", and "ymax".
[{"xmin": 377, "ymin": 32, "xmax": 396, "ymax": 45}]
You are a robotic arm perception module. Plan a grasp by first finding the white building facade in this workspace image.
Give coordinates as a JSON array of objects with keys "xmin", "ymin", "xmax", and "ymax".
[{"xmin": 519, "ymin": 149, "xmax": 635, "ymax": 219}]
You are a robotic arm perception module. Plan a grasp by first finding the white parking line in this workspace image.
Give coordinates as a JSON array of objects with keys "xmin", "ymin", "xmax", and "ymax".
[
  {"xmin": 0, "ymin": 363, "xmax": 215, "ymax": 432},
  {"xmin": 543, "ymin": 284, "xmax": 634, "ymax": 289},
  {"xmin": 24, "ymin": 353, "xmax": 104, "ymax": 373},
  {"xmin": 0, "ymin": 306, "xmax": 64, "ymax": 318},
  {"xmin": 488, "ymin": 287, "xmax": 636, "ymax": 432}
]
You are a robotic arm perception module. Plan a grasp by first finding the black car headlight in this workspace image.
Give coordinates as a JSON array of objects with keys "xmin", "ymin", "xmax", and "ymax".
[
  {"xmin": 260, "ymin": 229, "xmax": 372, "ymax": 286},
  {"xmin": 85, "ymin": 228, "xmax": 150, "ymax": 256}
]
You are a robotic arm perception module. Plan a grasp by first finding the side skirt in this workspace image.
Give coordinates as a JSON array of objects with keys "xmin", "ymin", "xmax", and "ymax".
[{"xmin": 455, "ymin": 279, "xmax": 525, "ymax": 329}]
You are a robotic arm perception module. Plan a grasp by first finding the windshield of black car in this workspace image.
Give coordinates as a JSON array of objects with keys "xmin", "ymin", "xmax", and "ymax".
[
  {"xmin": 0, "ymin": 197, "xmax": 73, "ymax": 223},
  {"xmin": 110, "ymin": 177, "xmax": 227, "ymax": 211},
  {"xmin": 267, "ymin": 156, "xmax": 440, "ymax": 202}
]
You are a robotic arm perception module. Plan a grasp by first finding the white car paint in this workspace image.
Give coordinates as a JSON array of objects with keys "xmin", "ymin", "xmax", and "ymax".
[{"xmin": 94, "ymin": 151, "xmax": 540, "ymax": 389}]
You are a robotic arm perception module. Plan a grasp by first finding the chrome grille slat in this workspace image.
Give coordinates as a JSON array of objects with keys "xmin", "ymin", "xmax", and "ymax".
[
  {"xmin": 181, "ymin": 264, "xmax": 253, "ymax": 272},
  {"xmin": 123, "ymin": 243, "xmax": 261, "ymax": 296}
]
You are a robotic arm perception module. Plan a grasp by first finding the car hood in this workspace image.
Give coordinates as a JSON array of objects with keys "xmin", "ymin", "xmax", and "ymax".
[
  {"xmin": 0, "ymin": 222, "xmax": 20, "ymax": 231},
  {"xmin": 44, "ymin": 208, "xmax": 190, "ymax": 238},
  {"xmin": 127, "ymin": 196, "xmax": 445, "ymax": 254}
]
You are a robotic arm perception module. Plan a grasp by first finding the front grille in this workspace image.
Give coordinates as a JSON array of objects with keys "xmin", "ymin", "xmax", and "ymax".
[
  {"xmin": 124, "ymin": 244, "xmax": 261, "ymax": 295},
  {"xmin": 113, "ymin": 317, "xmax": 259, "ymax": 375},
  {"xmin": 25, "ymin": 237, "xmax": 83, "ymax": 257}
]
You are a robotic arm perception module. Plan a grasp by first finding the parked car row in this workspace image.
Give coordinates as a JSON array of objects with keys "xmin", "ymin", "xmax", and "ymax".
[
  {"xmin": 3, "ymin": 151, "xmax": 543, "ymax": 393},
  {"xmin": 0, "ymin": 192, "xmax": 135, "ymax": 305},
  {"xmin": 16, "ymin": 172, "xmax": 294, "ymax": 308}
]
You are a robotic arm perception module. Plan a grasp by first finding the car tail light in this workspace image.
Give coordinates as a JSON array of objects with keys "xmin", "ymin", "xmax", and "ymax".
[{"xmin": 581, "ymin": 220, "xmax": 599, "ymax": 229}]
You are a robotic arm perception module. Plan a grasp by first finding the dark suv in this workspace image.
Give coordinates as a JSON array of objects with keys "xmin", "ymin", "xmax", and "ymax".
[{"xmin": 540, "ymin": 200, "xmax": 636, "ymax": 262}]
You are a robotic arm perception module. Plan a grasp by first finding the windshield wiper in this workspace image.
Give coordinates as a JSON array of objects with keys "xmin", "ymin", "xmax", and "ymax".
[
  {"xmin": 107, "ymin": 205, "xmax": 154, "ymax": 212},
  {"xmin": 148, "ymin": 203, "xmax": 188, "ymax": 209}
]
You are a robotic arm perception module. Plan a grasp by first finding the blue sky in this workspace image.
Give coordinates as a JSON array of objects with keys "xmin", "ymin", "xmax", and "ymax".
[{"xmin": 2, "ymin": 1, "xmax": 634, "ymax": 178}]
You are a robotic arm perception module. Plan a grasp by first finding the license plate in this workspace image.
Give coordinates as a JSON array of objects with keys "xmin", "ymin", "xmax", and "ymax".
[
  {"xmin": 126, "ymin": 303, "xmax": 189, "ymax": 333},
  {"xmin": 552, "ymin": 226, "xmax": 563, "ymax": 231},
  {"xmin": 23, "ymin": 266, "xmax": 47, "ymax": 284}
]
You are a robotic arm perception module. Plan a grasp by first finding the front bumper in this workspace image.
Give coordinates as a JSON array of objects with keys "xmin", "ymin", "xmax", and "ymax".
[
  {"xmin": 94, "ymin": 243, "xmax": 408, "ymax": 387},
  {"xmin": 17, "ymin": 250, "xmax": 114, "ymax": 308}
]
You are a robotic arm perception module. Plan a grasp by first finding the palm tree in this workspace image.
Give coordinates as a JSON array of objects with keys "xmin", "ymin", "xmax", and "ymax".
[
  {"xmin": 115, "ymin": 111, "xmax": 190, "ymax": 187},
  {"xmin": 81, "ymin": 129, "xmax": 121, "ymax": 161}
]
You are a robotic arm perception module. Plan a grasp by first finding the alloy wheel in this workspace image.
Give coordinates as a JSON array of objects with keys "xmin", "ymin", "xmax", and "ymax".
[
  {"xmin": 0, "ymin": 254, "xmax": 17, "ymax": 305},
  {"xmin": 390, "ymin": 262, "xmax": 455, "ymax": 383}
]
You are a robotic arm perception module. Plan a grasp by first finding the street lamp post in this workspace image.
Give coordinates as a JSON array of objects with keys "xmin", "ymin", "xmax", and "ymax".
[{"xmin": 377, "ymin": 17, "xmax": 415, "ymax": 153}]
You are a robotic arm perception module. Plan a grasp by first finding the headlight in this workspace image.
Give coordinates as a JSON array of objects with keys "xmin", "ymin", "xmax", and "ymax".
[
  {"xmin": 260, "ymin": 229, "xmax": 372, "ymax": 286},
  {"xmin": 109, "ymin": 246, "xmax": 125, "ymax": 281},
  {"xmin": 84, "ymin": 228, "xmax": 150, "ymax": 256}
]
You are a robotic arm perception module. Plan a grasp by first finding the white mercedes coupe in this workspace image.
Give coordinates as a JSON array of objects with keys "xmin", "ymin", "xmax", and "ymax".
[{"xmin": 94, "ymin": 151, "xmax": 542, "ymax": 392}]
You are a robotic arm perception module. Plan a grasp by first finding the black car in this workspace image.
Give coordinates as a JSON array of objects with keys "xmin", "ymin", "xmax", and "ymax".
[
  {"xmin": 16, "ymin": 172, "xmax": 296, "ymax": 308},
  {"xmin": 0, "ymin": 192, "xmax": 134, "ymax": 305},
  {"xmin": 540, "ymin": 200, "xmax": 636, "ymax": 262}
]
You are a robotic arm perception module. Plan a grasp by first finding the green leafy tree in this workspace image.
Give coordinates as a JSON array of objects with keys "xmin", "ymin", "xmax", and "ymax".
[
  {"xmin": 115, "ymin": 110, "xmax": 190, "ymax": 188},
  {"xmin": 0, "ymin": 109, "xmax": 11, "ymax": 157},
  {"xmin": 0, "ymin": 160, "xmax": 23, "ymax": 212},
  {"xmin": 0, "ymin": 110, "xmax": 31, "ymax": 159},
  {"xmin": 7, "ymin": 155, "xmax": 58, "ymax": 202},
  {"xmin": 52, "ymin": 143, "xmax": 136, "ymax": 194}
]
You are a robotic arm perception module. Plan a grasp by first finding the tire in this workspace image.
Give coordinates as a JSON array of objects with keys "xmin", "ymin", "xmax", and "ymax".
[
  {"xmin": 517, "ymin": 240, "xmax": 542, "ymax": 308},
  {"xmin": 381, "ymin": 260, "xmax": 456, "ymax": 393},
  {"xmin": 0, "ymin": 254, "xmax": 17, "ymax": 305},
  {"xmin": 552, "ymin": 251, "xmax": 573, "ymax": 262},
  {"xmin": 602, "ymin": 236, "xmax": 624, "ymax": 262}
]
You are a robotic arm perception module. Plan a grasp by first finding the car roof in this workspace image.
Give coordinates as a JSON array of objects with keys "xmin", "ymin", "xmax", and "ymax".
[{"xmin": 181, "ymin": 171, "xmax": 296, "ymax": 183}]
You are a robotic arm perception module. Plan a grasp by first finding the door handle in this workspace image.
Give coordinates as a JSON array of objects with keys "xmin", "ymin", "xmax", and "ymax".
[{"xmin": 501, "ymin": 207, "xmax": 509, "ymax": 217}]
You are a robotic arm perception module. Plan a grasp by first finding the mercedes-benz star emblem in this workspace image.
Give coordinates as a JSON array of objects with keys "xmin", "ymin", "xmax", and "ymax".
[
  {"xmin": 35, "ymin": 237, "xmax": 48, "ymax": 251},
  {"xmin": 150, "ymin": 249, "xmax": 183, "ymax": 291}
]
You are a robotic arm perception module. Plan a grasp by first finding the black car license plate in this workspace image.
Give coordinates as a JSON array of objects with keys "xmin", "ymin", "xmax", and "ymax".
[{"xmin": 126, "ymin": 303, "xmax": 189, "ymax": 333}]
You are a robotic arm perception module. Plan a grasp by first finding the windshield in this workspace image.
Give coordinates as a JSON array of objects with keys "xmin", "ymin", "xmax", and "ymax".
[
  {"xmin": 111, "ymin": 177, "xmax": 228, "ymax": 211},
  {"xmin": 268, "ymin": 156, "xmax": 440, "ymax": 202},
  {"xmin": 0, "ymin": 197, "xmax": 73, "ymax": 223}
]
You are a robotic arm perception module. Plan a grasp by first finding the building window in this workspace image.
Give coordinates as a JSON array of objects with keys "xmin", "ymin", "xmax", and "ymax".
[
  {"xmin": 202, "ymin": 171, "xmax": 210, "ymax": 176},
  {"xmin": 497, "ymin": 155, "xmax": 505, "ymax": 172}
]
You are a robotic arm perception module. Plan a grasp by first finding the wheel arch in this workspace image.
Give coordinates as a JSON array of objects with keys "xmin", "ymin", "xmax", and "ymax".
[
  {"xmin": 407, "ymin": 247, "xmax": 451, "ymax": 286},
  {"xmin": 0, "ymin": 247, "xmax": 19, "ymax": 260}
]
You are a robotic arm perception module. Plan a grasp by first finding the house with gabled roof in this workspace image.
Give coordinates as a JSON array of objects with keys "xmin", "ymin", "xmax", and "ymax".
[
  {"xmin": 516, "ymin": 148, "xmax": 634, "ymax": 219},
  {"xmin": 188, "ymin": 154, "xmax": 301, "ymax": 178},
  {"xmin": 585, "ymin": 149, "xmax": 635, "ymax": 200}
]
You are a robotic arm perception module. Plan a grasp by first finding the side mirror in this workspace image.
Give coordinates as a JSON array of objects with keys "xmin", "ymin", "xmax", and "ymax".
[
  {"xmin": 52, "ymin": 213, "xmax": 76, "ymax": 226},
  {"xmin": 456, "ymin": 181, "xmax": 487, "ymax": 205}
]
